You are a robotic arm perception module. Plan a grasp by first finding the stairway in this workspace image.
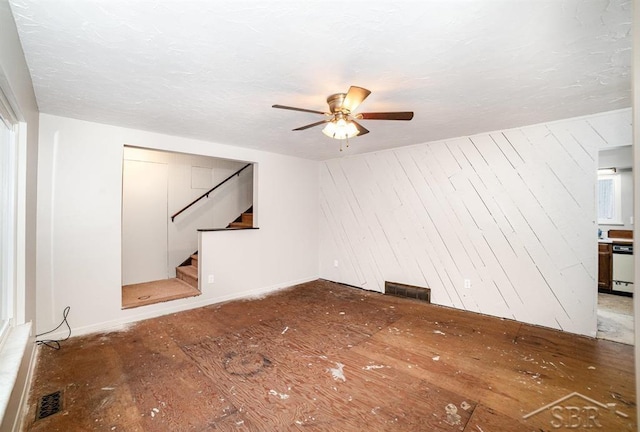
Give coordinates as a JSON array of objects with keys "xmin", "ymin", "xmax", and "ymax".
[
  {"xmin": 175, "ymin": 208, "xmax": 252, "ymax": 288},
  {"xmin": 227, "ymin": 208, "xmax": 253, "ymax": 229},
  {"xmin": 176, "ymin": 253, "xmax": 198, "ymax": 289}
]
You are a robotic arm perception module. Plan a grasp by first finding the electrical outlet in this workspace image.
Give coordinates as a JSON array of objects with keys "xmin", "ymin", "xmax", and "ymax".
[
  {"xmin": 208, "ymin": 274, "xmax": 214, "ymax": 284},
  {"xmin": 334, "ymin": 260, "xmax": 339, "ymax": 268},
  {"xmin": 464, "ymin": 279, "xmax": 471, "ymax": 289}
]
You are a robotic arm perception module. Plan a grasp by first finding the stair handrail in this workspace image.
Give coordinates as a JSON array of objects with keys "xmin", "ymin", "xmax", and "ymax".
[{"xmin": 171, "ymin": 163, "xmax": 252, "ymax": 222}]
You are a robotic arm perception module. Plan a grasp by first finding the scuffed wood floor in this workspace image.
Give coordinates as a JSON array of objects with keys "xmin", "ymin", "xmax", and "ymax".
[
  {"xmin": 121, "ymin": 278, "xmax": 200, "ymax": 309},
  {"xmin": 25, "ymin": 280, "xmax": 636, "ymax": 431}
]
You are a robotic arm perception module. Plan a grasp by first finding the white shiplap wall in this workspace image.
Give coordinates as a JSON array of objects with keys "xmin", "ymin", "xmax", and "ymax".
[{"xmin": 319, "ymin": 109, "xmax": 631, "ymax": 336}]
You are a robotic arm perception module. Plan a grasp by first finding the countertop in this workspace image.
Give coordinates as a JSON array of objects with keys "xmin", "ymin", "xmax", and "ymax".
[{"xmin": 598, "ymin": 237, "xmax": 634, "ymax": 245}]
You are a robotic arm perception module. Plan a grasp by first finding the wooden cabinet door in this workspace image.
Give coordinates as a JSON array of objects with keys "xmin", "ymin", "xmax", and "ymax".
[{"xmin": 598, "ymin": 243, "xmax": 612, "ymax": 291}]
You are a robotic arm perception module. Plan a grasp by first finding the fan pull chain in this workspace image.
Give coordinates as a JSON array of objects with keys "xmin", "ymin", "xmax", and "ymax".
[{"xmin": 340, "ymin": 136, "xmax": 351, "ymax": 151}]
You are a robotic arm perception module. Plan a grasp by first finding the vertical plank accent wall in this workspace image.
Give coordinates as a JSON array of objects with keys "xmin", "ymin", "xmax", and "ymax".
[{"xmin": 319, "ymin": 109, "xmax": 631, "ymax": 336}]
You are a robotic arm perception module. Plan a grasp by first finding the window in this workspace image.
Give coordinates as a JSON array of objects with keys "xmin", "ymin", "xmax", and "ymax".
[
  {"xmin": 0, "ymin": 93, "xmax": 17, "ymax": 344},
  {"xmin": 597, "ymin": 172, "xmax": 622, "ymax": 225}
]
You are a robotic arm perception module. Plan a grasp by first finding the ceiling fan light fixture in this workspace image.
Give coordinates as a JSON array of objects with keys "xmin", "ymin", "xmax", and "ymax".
[
  {"xmin": 272, "ymin": 86, "xmax": 412, "ymax": 146},
  {"xmin": 322, "ymin": 118, "xmax": 358, "ymax": 140}
]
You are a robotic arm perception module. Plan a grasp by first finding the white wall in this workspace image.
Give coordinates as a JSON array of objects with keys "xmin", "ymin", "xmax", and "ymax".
[
  {"xmin": 320, "ymin": 109, "xmax": 631, "ymax": 337},
  {"xmin": 36, "ymin": 113, "xmax": 318, "ymax": 337},
  {"xmin": 122, "ymin": 158, "xmax": 170, "ymax": 284},
  {"xmin": 0, "ymin": 0, "xmax": 39, "ymax": 430},
  {"xmin": 122, "ymin": 147, "xmax": 253, "ymax": 284}
]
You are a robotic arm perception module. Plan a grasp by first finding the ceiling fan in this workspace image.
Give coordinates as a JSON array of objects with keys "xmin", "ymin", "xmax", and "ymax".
[{"xmin": 272, "ymin": 86, "xmax": 414, "ymax": 143}]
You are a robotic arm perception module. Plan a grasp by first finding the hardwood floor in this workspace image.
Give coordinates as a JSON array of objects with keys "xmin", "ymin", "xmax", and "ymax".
[{"xmin": 25, "ymin": 280, "xmax": 635, "ymax": 431}]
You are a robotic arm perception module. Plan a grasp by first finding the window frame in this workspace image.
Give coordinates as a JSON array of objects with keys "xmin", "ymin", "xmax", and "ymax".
[
  {"xmin": 597, "ymin": 172, "xmax": 623, "ymax": 225},
  {"xmin": 0, "ymin": 89, "xmax": 19, "ymax": 347}
]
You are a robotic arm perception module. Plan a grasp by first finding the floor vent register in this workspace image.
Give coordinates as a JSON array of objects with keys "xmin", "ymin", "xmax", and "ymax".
[{"xmin": 36, "ymin": 390, "xmax": 63, "ymax": 421}]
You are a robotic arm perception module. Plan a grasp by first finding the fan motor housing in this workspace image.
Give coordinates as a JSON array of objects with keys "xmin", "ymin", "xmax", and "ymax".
[{"xmin": 327, "ymin": 93, "xmax": 348, "ymax": 114}]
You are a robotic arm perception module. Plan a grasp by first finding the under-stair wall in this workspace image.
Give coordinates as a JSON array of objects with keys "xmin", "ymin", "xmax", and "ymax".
[{"xmin": 176, "ymin": 208, "xmax": 253, "ymax": 289}]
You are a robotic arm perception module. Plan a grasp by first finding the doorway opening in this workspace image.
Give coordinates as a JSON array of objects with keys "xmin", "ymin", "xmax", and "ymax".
[
  {"xmin": 596, "ymin": 146, "xmax": 634, "ymax": 345},
  {"xmin": 121, "ymin": 146, "xmax": 254, "ymax": 309}
]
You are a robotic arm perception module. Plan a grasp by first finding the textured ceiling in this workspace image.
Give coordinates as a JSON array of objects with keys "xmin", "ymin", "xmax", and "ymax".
[{"xmin": 8, "ymin": 0, "xmax": 632, "ymax": 160}]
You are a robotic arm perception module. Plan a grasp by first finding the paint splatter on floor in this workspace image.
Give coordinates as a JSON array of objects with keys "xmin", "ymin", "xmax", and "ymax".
[
  {"xmin": 268, "ymin": 390, "xmax": 290, "ymax": 400},
  {"xmin": 363, "ymin": 364, "xmax": 386, "ymax": 371},
  {"xmin": 445, "ymin": 403, "xmax": 461, "ymax": 425},
  {"xmin": 329, "ymin": 362, "xmax": 346, "ymax": 381}
]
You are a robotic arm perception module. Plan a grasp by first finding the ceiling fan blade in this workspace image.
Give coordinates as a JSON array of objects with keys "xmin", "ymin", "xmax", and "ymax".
[
  {"xmin": 292, "ymin": 119, "xmax": 330, "ymax": 131},
  {"xmin": 356, "ymin": 112, "xmax": 414, "ymax": 121},
  {"xmin": 272, "ymin": 104, "xmax": 329, "ymax": 115},
  {"xmin": 352, "ymin": 120, "xmax": 370, "ymax": 136},
  {"xmin": 342, "ymin": 86, "xmax": 371, "ymax": 113}
]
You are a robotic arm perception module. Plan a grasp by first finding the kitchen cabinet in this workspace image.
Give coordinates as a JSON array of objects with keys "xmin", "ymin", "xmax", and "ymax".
[{"xmin": 598, "ymin": 243, "xmax": 612, "ymax": 292}]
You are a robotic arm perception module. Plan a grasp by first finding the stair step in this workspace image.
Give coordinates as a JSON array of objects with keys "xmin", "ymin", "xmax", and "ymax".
[
  {"xmin": 176, "ymin": 265, "xmax": 198, "ymax": 289},
  {"xmin": 228, "ymin": 222, "xmax": 252, "ymax": 229},
  {"xmin": 177, "ymin": 264, "xmax": 198, "ymax": 279},
  {"xmin": 241, "ymin": 213, "xmax": 253, "ymax": 225},
  {"xmin": 190, "ymin": 254, "xmax": 198, "ymax": 269}
]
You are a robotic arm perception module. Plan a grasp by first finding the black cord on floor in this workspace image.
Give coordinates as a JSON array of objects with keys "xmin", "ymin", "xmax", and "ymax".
[{"xmin": 35, "ymin": 306, "xmax": 71, "ymax": 350}]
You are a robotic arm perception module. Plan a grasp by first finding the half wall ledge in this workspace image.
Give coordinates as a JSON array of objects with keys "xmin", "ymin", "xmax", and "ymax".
[{"xmin": 197, "ymin": 227, "xmax": 260, "ymax": 232}]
